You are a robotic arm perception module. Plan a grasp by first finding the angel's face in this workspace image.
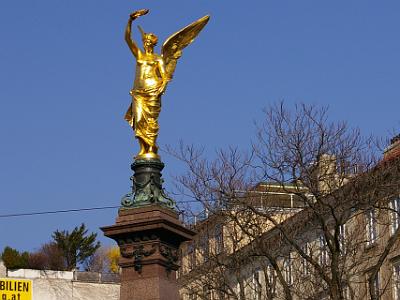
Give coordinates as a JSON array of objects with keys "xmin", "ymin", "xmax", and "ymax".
[{"xmin": 143, "ymin": 34, "xmax": 158, "ymax": 53}]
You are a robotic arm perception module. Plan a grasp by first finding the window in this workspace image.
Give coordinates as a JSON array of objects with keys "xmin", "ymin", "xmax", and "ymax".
[
  {"xmin": 366, "ymin": 209, "xmax": 378, "ymax": 245},
  {"xmin": 266, "ymin": 264, "xmax": 276, "ymax": 296},
  {"xmin": 319, "ymin": 235, "xmax": 328, "ymax": 265},
  {"xmin": 371, "ymin": 273, "xmax": 380, "ymax": 299},
  {"xmin": 201, "ymin": 285, "xmax": 212, "ymax": 300},
  {"xmin": 343, "ymin": 284, "xmax": 351, "ymax": 300},
  {"xmin": 301, "ymin": 242, "xmax": 311, "ymax": 276},
  {"xmin": 390, "ymin": 197, "xmax": 400, "ymax": 235},
  {"xmin": 215, "ymin": 289, "xmax": 225, "ymax": 300},
  {"xmin": 188, "ymin": 291, "xmax": 197, "ymax": 300},
  {"xmin": 283, "ymin": 254, "xmax": 293, "ymax": 285},
  {"xmin": 187, "ymin": 241, "xmax": 196, "ymax": 270},
  {"xmin": 339, "ymin": 223, "xmax": 346, "ymax": 253},
  {"xmin": 177, "ymin": 249, "xmax": 183, "ymax": 278},
  {"xmin": 214, "ymin": 224, "xmax": 224, "ymax": 254},
  {"xmin": 235, "ymin": 279, "xmax": 244, "ymax": 298},
  {"xmin": 394, "ymin": 263, "xmax": 400, "ymax": 300},
  {"xmin": 199, "ymin": 234, "xmax": 209, "ymax": 262},
  {"xmin": 251, "ymin": 268, "xmax": 262, "ymax": 300},
  {"xmin": 202, "ymin": 285, "xmax": 211, "ymax": 300}
]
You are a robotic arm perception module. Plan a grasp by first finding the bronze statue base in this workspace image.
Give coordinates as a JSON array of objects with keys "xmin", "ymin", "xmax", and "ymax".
[{"xmin": 121, "ymin": 158, "xmax": 175, "ymax": 208}]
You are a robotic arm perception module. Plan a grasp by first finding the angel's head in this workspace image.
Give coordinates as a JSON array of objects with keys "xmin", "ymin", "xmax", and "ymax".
[{"xmin": 138, "ymin": 26, "xmax": 158, "ymax": 53}]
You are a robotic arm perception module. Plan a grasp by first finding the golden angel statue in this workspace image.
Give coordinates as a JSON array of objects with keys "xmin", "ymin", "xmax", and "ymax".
[{"xmin": 124, "ymin": 9, "xmax": 210, "ymax": 160}]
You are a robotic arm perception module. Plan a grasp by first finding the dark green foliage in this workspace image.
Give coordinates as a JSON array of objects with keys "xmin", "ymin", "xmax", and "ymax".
[
  {"xmin": 1, "ymin": 246, "xmax": 29, "ymax": 269},
  {"xmin": 52, "ymin": 223, "xmax": 101, "ymax": 271}
]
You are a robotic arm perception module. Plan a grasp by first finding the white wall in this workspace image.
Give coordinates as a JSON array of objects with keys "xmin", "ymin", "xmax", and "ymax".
[
  {"xmin": 23, "ymin": 278, "xmax": 120, "ymax": 300},
  {"xmin": 0, "ymin": 261, "xmax": 6, "ymax": 277},
  {"xmin": 4, "ymin": 268, "xmax": 120, "ymax": 300},
  {"xmin": 8, "ymin": 269, "xmax": 74, "ymax": 280}
]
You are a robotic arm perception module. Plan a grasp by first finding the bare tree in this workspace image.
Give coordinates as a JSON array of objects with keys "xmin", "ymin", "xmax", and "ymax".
[
  {"xmin": 84, "ymin": 246, "xmax": 121, "ymax": 274},
  {"xmin": 172, "ymin": 102, "xmax": 400, "ymax": 300},
  {"xmin": 84, "ymin": 247, "xmax": 108, "ymax": 273},
  {"xmin": 28, "ymin": 242, "xmax": 66, "ymax": 270}
]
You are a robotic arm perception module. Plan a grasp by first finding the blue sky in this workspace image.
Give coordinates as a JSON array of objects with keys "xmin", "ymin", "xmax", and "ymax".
[{"xmin": 0, "ymin": 0, "xmax": 399, "ymax": 253}]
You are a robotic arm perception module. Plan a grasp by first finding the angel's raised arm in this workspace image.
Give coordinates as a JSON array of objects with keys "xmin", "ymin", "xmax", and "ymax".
[{"xmin": 125, "ymin": 10, "xmax": 149, "ymax": 58}]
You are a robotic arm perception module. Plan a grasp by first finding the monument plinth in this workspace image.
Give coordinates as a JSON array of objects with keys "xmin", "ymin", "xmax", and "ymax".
[{"xmin": 101, "ymin": 203, "xmax": 194, "ymax": 300}]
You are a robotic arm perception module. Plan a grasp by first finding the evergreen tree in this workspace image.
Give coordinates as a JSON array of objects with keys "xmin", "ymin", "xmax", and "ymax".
[
  {"xmin": 52, "ymin": 223, "xmax": 100, "ymax": 270},
  {"xmin": 1, "ymin": 246, "xmax": 29, "ymax": 269}
]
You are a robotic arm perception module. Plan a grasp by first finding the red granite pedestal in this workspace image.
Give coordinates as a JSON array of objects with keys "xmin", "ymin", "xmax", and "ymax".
[{"xmin": 101, "ymin": 205, "xmax": 195, "ymax": 300}]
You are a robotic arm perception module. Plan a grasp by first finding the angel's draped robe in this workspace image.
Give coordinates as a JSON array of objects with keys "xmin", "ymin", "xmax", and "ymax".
[{"xmin": 124, "ymin": 57, "xmax": 163, "ymax": 149}]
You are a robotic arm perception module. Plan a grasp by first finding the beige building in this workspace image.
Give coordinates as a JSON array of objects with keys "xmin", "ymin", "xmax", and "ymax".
[{"xmin": 178, "ymin": 136, "xmax": 400, "ymax": 300}]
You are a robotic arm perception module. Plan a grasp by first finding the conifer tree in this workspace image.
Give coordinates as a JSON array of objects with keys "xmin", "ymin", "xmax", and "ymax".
[
  {"xmin": 52, "ymin": 223, "xmax": 100, "ymax": 271},
  {"xmin": 1, "ymin": 246, "xmax": 29, "ymax": 269}
]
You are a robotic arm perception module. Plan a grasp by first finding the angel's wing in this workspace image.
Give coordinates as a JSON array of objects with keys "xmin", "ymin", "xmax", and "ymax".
[{"xmin": 162, "ymin": 15, "xmax": 210, "ymax": 80}]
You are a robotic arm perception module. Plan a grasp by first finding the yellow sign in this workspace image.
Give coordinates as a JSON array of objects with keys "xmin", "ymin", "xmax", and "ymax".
[{"xmin": 0, "ymin": 279, "xmax": 32, "ymax": 300}]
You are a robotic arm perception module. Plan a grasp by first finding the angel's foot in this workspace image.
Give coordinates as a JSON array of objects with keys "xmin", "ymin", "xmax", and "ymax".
[
  {"xmin": 138, "ymin": 143, "xmax": 146, "ymax": 156},
  {"xmin": 148, "ymin": 146, "xmax": 158, "ymax": 154}
]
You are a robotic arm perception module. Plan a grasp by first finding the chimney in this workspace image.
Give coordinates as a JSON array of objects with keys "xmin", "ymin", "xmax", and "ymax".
[
  {"xmin": 315, "ymin": 154, "xmax": 338, "ymax": 194},
  {"xmin": 383, "ymin": 134, "xmax": 400, "ymax": 161}
]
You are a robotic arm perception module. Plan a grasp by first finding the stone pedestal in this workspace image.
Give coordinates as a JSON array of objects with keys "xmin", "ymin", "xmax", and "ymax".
[{"xmin": 101, "ymin": 205, "xmax": 195, "ymax": 300}]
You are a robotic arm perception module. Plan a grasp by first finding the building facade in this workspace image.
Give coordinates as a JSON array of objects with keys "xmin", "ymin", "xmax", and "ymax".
[{"xmin": 178, "ymin": 137, "xmax": 400, "ymax": 300}]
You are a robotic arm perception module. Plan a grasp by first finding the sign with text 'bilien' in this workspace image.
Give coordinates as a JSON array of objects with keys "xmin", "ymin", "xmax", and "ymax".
[{"xmin": 0, "ymin": 279, "xmax": 32, "ymax": 300}]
